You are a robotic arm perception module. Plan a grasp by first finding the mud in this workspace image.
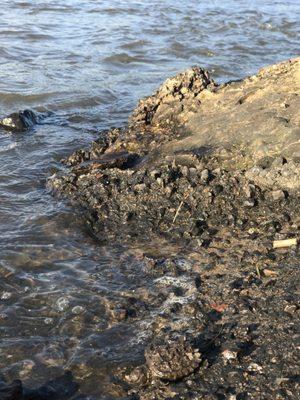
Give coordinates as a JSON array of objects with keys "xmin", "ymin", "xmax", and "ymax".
[{"xmin": 47, "ymin": 59, "xmax": 300, "ymax": 399}]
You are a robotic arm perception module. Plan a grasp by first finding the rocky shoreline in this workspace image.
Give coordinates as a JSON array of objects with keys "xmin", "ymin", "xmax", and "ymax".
[{"xmin": 44, "ymin": 59, "xmax": 300, "ymax": 399}]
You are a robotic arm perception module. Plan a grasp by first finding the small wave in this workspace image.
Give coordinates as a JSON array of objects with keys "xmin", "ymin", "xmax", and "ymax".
[
  {"xmin": 120, "ymin": 40, "xmax": 150, "ymax": 50},
  {"xmin": 0, "ymin": 142, "xmax": 19, "ymax": 152},
  {"xmin": 0, "ymin": 91, "xmax": 71, "ymax": 105},
  {"xmin": 103, "ymin": 53, "xmax": 150, "ymax": 65}
]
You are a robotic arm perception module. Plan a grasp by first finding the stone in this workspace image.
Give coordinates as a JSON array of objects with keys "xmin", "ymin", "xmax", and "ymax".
[
  {"xmin": 200, "ymin": 169, "xmax": 210, "ymax": 184},
  {"xmin": 271, "ymin": 190, "xmax": 286, "ymax": 201},
  {"xmin": 0, "ymin": 109, "xmax": 38, "ymax": 132},
  {"xmin": 0, "ymin": 372, "xmax": 78, "ymax": 400},
  {"xmin": 244, "ymin": 199, "xmax": 255, "ymax": 207}
]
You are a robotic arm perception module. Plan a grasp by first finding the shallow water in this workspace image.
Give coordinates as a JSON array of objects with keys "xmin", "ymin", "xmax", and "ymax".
[{"xmin": 0, "ymin": 0, "xmax": 299, "ymax": 397}]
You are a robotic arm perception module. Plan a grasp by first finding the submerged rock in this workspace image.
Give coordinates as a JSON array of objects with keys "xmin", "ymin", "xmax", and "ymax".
[
  {"xmin": 0, "ymin": 109, "xmax": 39, "ymax": 132},
  {"xmin": 0, "ymin": 379, "xmax": 22, "ymax": 400},
  {"xmin": 0, "ymin": 372, "xmax": 78, "ymax": 400}
]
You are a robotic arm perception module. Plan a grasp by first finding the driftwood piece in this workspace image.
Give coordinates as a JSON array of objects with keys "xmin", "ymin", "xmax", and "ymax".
[{"xmin": 273, "ymin": 238, "xmax": 297, "ymax": 249}]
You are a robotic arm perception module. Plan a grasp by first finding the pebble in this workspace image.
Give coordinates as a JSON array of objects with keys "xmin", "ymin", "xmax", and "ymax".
[
  {"xmin": 156, "ymin": 177, "xmax": 164, "ymax": 187},
  {"xmin": 244, "ymin": 184, "xmax": 255, "ymax": 198},
  {"xmin": 150, "ymin": 170, "xmax": 160, "ymax": 178},
  {"xmin": 272, "ymin": 156, "xmax": 287, "ymax": 167},
  {"xmin": 44, "ymin": 318, "xmax": 54, "ymax": 325},
  {"xmin": 263, "ymin": 269, "xmax": 279, "ymax": 277},
  {"xmin": 284, "ymin": 304, "xmax": 297, "ymax": 315},
  {"xmin": 181, "ymin": 166, "xmax": 189, "ymax": 177},
  {"xmin": 247, "ymin": 363, "xmax": 263, "ymax": 373},
  {"xmin": 249, "ymin": 166, "xmax": 262, "ymax": 175},
  {"xmin": 56, "ymin": 297, "xmax": 70, "ymax": 312},
  {"xmin": 271, "ymin": 190, "xmax": 285, "ymax": 201},
  {"xmin": 72, "ymin": 305, "xmax": 85, "ymax": 315},
  {"xmin": 244, "ymin": 199, "xmax": 255, "ymax": 207},
  {"xmin": 1, "ymin": 291, "xmax": 12, "ymax": 300},
  {"xmin": 212, "ymin": 167, "xmax": 221, "ymax": 175},
  {"xmin": 200, "ymin": 169, "xmax": 210, "ymax": 184},
  {"xmin": 222, "ymin": 349, "xmax": 237, "ymax": 362},
  {"xmin": 189, "ymin": 168, "xmax": 198, "ymax": 178},
  {"xmin": 19, "ymin": 360, "xmax": 35, "ymax": 378},
  {"xmin": 135, "ymin": 183, "xmax": 146, "ymax": 192}
]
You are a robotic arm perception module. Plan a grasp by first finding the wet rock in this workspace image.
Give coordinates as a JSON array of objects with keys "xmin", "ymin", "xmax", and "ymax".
[
  {"xmin": 0, "ymin": 372, "xmax": 78, "ymax": 400},
  {"xmin": 0, "ymin": 110, "xmax": 39, "ymax": 132}
]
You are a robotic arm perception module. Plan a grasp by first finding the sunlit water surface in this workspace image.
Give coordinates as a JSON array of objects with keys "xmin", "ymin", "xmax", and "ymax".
[{"xmin": 0, "ymin": 0, "xmax": 299, "ymax": 398}]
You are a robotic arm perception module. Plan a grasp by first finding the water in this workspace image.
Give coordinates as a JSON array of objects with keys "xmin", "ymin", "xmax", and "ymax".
[{"xmin": 0, "ymin": 0, "xmax": 299, "ymax": 397}]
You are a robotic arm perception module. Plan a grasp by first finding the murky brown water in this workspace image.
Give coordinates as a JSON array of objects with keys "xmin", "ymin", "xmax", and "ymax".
[{"xmin": 0, "ymin": 0, "xmax": 299, "ymax": 398}]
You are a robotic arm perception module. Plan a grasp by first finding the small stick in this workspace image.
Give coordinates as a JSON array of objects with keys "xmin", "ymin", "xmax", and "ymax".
[
  {"xmin": 255, "ymin": 264, "xmax": 261, "ymax": 278},
  {"xmin": 173, "ymin": 200, "xmax": 185, "ymax": 223},
  {"xmin": 173, "ymin": 193, "xmax": 188, "ymax": 223},
  {"xmin": 273, "ymin": 238, "xmax": 297, "ymax": 249}
]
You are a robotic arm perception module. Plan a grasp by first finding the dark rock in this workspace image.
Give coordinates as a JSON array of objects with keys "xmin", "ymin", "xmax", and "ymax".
[
  {"xmin": 0, "ymin": 379, "xmax": 23, "ymax": 400},
  {"xmin": 0, "ymin": 372, "xmax": 78, "ymax": 400},
  {"xmin": 0, "ymin": 110, "xmax": 39, "ymax": 132}
]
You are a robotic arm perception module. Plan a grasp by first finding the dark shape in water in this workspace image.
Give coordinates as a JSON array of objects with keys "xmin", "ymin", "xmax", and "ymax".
[
  {"xmin": 0, "ymin": 379, "xmax": 22, "ymax": 400},
  {"xmin": 0, "ymin": 109, "xmax": 39, "ymax": 132},
  {"xmin": 0, "ymin": 371, "xmax": 79, "ymax": 400}
]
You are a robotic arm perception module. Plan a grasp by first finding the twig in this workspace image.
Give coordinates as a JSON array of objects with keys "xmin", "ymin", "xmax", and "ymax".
[
  {"xmin": 172, "ymin": 193, "xmax": 188, "ymax": 223},
  {"xmin": 255, "ymin": 264, "xmax": 261, "ymax": 278}
]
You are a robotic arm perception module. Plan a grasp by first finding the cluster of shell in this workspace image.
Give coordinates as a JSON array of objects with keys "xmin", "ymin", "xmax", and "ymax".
[
  {"xmin": 129, "ymin": 67, "xmax": 214, "ymax": 127},
  {"xmin": 125, "ymin": 335, "xmax": 201, "ymax": 386}
]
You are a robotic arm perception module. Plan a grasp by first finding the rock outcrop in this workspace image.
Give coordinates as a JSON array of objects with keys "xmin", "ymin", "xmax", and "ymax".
[
  {"xmin": 48, "ymin": 59, "xmax": 300, "ymax": 400},
  {"xmin": 49, "ymin": 58, "xmax": 300, "ymax": 242}
]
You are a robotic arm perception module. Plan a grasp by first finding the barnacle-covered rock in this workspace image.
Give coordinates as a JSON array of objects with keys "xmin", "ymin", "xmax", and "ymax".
[
  {"xmin": 144, "ymin": 336, "xmax": 201, "ymax": 381},
  {"xmin": 129, "ymin": 66, "xmax": 214, "ymax": 127}
]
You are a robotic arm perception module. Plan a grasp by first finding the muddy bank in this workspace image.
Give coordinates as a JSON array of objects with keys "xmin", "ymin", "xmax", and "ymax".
[{"xmin": 48, "ymin": 59, "xmax": 299, "ymax": 399}]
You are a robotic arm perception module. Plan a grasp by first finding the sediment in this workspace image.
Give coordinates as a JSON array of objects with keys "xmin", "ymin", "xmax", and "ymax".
[{"xmin": 48, "ymin": 58, "xmax": 300, "ymax": 399}]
